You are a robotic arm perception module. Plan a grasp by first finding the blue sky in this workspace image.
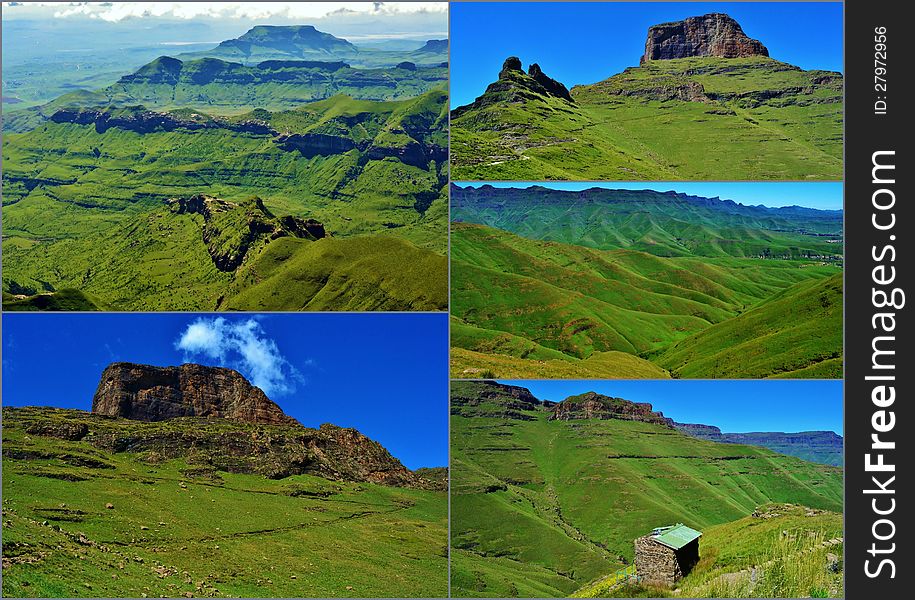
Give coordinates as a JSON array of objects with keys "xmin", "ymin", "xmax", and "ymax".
[
  {"xmin": 454, "ymin": 181, "xmax": 843, "ymax": 210},
  {"xmin": 451, "ymin": 2, "xmax": 843, "ymax": 107},
  {"xmin": 2, "ymin": 313, "xmax": 448, "ymax": 469},
  {"xmin": 503, "ymin": 380, "xmax": 842, "ymax": 434}
]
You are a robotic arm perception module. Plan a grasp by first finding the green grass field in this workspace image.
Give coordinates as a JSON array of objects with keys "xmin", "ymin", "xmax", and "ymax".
[
  {"xmin": 450, "ymin": 382, "xmax": 843, "ymax": 598},
  {"xmin": 451, "ymin": 57, "xmax": 842, "ymax": 180},
  {"xmin": 2, "ymin": 91, "xmax": 448, "ymax": 311},
  {"xmin": 2, "ymin": 408, "xmax": 447, "ymax": 598}
]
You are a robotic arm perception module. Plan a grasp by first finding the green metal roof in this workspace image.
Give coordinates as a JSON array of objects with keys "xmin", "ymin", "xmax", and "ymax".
[{"xmin": 651, "ymin": 523, "xmax": 702, "ymax": 550}]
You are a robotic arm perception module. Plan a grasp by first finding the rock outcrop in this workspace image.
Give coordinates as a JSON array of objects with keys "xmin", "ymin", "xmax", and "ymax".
[
  {"xmin": 527, "ymin": 63, "xmax": 573, "ymax": 101},
  {"xmin": 166, "ymin": 194, "xmax": 326, "ymax": 271},
  {"xmin": 550, "ymin": 392, "xmax": 675, "ymax": 427},
  {"xmin": 641, "ymin": 13, "xmax": 769, "ymax": 63},
  {"xmin": 452, "ymin": 57, "xmax": 573, "ymax": 116},
  {"xmin": 450, "ymin": 380, "xmax": 542, "ymax": 420},
  {"xmin": 92, "ymin": 362, "xmax": 298, "ymax": 425},
  {"xmin": 50, "ymin": 107, "xmax": 274, "ymax": 136}
]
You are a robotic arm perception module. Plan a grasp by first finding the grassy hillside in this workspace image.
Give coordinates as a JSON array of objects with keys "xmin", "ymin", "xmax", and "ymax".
[
  {"xmin": 2, "ymin": 407, "xmax": 447, "ymax": 598},
  {"xmin": 653, "ymin": 274, "xmax": 843, "ymax": 379},
  {"xmin": 451, "ymin": 57, "xmax": 842, "ymax": 180},
  {"xmin": 2, "ymin": 92, "xmax": 448, "ymax": 311},
  {"xmin": 450, "ymin": 382, "xmax": 843, "ymax": 598},
  {"xmin": 450, "ymin": 221, "xmax": 841, "ymax": 379},
  {"xmin": 573, "ymin": 505, "xmax": 843, "ymax": 598}
]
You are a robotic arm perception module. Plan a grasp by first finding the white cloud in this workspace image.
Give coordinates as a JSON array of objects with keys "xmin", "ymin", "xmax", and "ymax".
[
  {"xmin": 5, "ymin": 2, "xmax": 446, "ymax": 22},
  {"xmin": 175, "ymin": 317, "xmax": 305, "ymax": 397}
]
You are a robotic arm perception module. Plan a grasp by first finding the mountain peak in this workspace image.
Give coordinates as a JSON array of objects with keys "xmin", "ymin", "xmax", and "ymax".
[
  {"xmin": 91, "ymin": 362, "xmax": 299, "ymax": 426},
  {"xmin": 641, "ymin": 13, "xmax": 769, "ymax": 63}
]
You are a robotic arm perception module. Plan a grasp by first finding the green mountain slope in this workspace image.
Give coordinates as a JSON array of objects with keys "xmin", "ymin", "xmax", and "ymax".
[
  {"xmin": 2, "ymin": 92, "xmax": 448, "ymax": 311},
  {"xmin": 653, "ymin": 273, "xmax": 843, "ymax": 379},
  {"xmin": 2, "ymin": 407, "xmax": 447, "ymax": 598},
  {"xmin": 451, "ymin": 55, "xmax": 842, "ymax": 180},
  {"xmin": 450, "ymin": 381, "xmax": 843, "ymax": 598}
]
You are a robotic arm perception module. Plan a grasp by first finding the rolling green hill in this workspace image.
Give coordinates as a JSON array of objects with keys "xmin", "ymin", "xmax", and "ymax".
[
  {"xmin": 450, "ymin": 55, "xmax": 842, "ymax": 180},
  {"xmin": 450, "ymin": 381, "xmax": 843, "ymax": 598},
  {"xmin": 652, "ymin": 274, "xmax": 842, "ymax": 379},
  {"xmin": 450, "ymin": 185, "xmax": 842, "ymax": 378},
  {"xmin": 2, "ymin": 406, "xmax": 447, "ymax": 598},
  {"xmin": 2, "ymin": 91, "xmax": 448, "ymax": 311}
]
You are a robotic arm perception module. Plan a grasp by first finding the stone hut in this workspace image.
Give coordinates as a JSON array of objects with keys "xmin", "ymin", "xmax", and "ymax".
[{"xmin": 634, "ymin": 523, "xmax": 702, "ymax": 586}]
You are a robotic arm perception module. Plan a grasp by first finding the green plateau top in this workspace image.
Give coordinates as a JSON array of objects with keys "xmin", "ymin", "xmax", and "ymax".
[{"xmin": 651, "ymin": 523, "xmax": 702, "ymax": 550}]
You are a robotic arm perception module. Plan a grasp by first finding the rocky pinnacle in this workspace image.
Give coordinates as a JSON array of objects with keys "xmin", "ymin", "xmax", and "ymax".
[{"xmin": 641, "ymin": 13, "xmax": 769, "ymax": 63}]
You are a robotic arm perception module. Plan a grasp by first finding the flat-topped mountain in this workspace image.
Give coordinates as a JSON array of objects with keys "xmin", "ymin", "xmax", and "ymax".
[
  {"xmin": 190, "ymin": 25, "xmax": 357, "ymax": 61},
  {"xmin": 233, "ymin": 24, "xmax": 357, "ymax": 54},
  {"xmin": 91, "ymin": 362, "xmax": 298, "ymax": 425},
  {"xmin": 176, "ymin": 25, "xmax": 447, "ymax": 68},
  {"xmin": 452, "ymin": 382, "xmax": 672, "ymax": 427},
  {"xmin": 641, "ymin": 13, "xmax": 769, "ymax": 63}
]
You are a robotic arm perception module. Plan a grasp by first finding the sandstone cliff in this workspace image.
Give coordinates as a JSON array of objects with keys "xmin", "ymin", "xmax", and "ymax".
[
  {"xmin": 92, "ymin": 362, "xmax": 298, "ymax": 425},
  {"xmin": 641, "ymin": 13, "xmax": 769, "ymax": 63},
  {"xmin": 549, "ymin": 392, "xmax": 675, "ymax": 427}
]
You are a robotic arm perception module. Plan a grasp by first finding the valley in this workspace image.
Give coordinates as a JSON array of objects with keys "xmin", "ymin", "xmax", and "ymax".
[
  {"xmin": 2, "ymin": 26, "xmax": 450, "ymax": 311},
  {"xmin": 450, "ymin": 381, "xmax": 843, "ymax": 598},
  {"xmin": 450, "ymin": 185, "xmax": 843, "ymax": 379}
]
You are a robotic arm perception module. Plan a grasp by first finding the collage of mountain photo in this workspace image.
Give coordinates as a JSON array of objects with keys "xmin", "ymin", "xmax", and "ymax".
[{"xmin": 2, "ymin": 2, "xmax": 845, "ymax": 599}]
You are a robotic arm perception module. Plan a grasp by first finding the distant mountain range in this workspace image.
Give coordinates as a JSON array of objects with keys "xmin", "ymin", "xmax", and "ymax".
[
  {"xmin": 674, "ymin": 423, "xmax": 843, "ymax": 466},
  {"xmin": 177, "ymin": 25, "xmax": 447, "ymax": 68}
]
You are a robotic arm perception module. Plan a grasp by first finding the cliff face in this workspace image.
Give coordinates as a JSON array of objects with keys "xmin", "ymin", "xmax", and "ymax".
[
  {"xmin": 641, "ymin": 13, "xmax": 769, "ymax": 63},
  {"xmin": 450, "ymin": 380, "xmax": 542, "ymax": 420},
  {"xmin": 91, "ymin": 362, "xmax": 298, "ymax": 425},
  {"xmin": 550, "ymin": 392, "xmax": 675, "ymax": 427},
  {"xmin": 6, "ymin": 405, "xmax": 442, "ymax": 489}
]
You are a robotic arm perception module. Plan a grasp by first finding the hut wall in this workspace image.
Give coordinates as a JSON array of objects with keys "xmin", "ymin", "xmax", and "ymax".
[{"xmin": 634, "ymin": 536, "xmax": 682, "ymax": 586}]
